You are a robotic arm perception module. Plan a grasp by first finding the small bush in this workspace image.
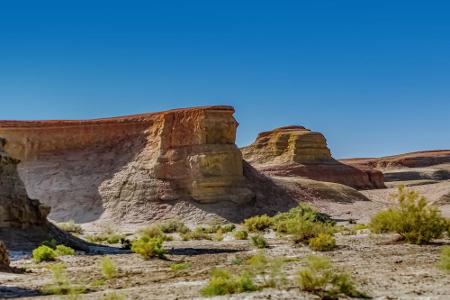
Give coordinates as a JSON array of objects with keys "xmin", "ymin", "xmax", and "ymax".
[
  {"xmin": 139, "ymin": 224, "xmax": 165, "ymax": 239},
  {"xmin": 100, "ymin": 257, "xmax": 118, "ymax": 280},
  {"xmin": 170, "ymin": 262, "xmax": 191, "ymax": 271},
  {"xmin": 159, "ymin": 220, "xmax": 190, "ymax": 234},
  {"xmin": 221, "ymin": 224, "xmax": 236, "ymax": 233},
  {"xmin": 276, "ymin": 216, "xmax": 333, "ymax": 244},
  {"xmin": 181, "ymin": 227, "xmax": 212, "ymax": 241},
  {"xmin": 273, "ymin": 204, "xmax": 334, "ymax": 225},
  {"xmin": 85, "ymin": 228, "xmax": 125, "ymax": 245},
  {"xmin": 438, "ymin": 246, "xmax": 450, "ymax": 272},
  {"xmin": 33, "ymin": 245, "xmax": 57, "ymax": 263},
  {"xmin": 246, "ymin": 253, "xmax": 285, "ymax": 288},
  {"xmin": 102, "ymin": 292, "xmax": 126, "ymax": 300},
  {"xmin": 57, "ymin": 220, "xmax": 84, "ymax": 235},
  {"xmin": 369, "ymin": 186, "xmax": 448, "ymax": 244},
  {"xmin": 200, "ymin": 268, "xmax": 257, "ymax": 297},
  {"xmin": 297, "ymin": 256, "xmax": 368, "ymax": 298},
  {"xmin": 309, "ymin": 233, "xmax": 336, "ymax": 251},
  {"xmin": 213, "ymin": 231, "xmax": 224, "ymax": 241},
  {"xmin": 244, "ymin": 215, "xmax": 273, "ymax": 232},
  {"xmin": 55, "ymin": 245, "xmax": 75, "ymax": 256},
  {"xmin": 234, "ymin": 230, "xmax": 248, "ymax": 240},
  {"xmin": 131, "ymin": 236, "xmax": 165, "ymax": 259},
  {"xmin": 251, "ymin": 235, "xmax": 268, "ymax": 249},
  {"xmin": 42, "ymin": 263, "xmax": 85, "ymax": 296},
  {"xmin": 41, "ymin": 239, "xmax": 58, "ymax": 249}
]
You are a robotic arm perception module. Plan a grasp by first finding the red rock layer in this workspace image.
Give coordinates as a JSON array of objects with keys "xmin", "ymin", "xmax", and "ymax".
[{"xmin": 242, "ymin": 126, "xmax": 385, "ymax": 190}]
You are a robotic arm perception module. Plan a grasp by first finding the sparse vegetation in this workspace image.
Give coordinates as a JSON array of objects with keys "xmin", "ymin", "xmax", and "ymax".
[
  {"xmin": 308, "ymin": 233, "xmax": 337, "ymax": 251},
  {"xmin": 100, "ymin": 257, "xmax": 118, "ymax": 280},
  {"xmin": 213, "ymin": 231, "xmax": 224, "ymax": 241},
  {"xmin": 85, "ymin": 227, "xmax": 126, "ymax": 245},
  {"xmin": 56, "ymin": 220, "xmax": 84, "ymax": 235},
  {"xmin": 200, "ymin": 268, "xmax": 257, "ymax": 297},
  {"xmin": 55, "ymin": 245, "xmax": 76, "ymax": 256},
  {"xmin": 244, "ymin": 215, "xmax": 273, "ymax": 232},
  {"xmin": 297, "ymin": 256, "xmax": 369, "ymax": 298},
  {"xmin": 42, "ymin": 263, "xmax": 85, "ymax": 297},
  {"xmin": 234, "ymin": 230, "xmax": 248, "ymax": 240},
  {"xmin": 170, "ymin": 262, "xmax": 192, "ymax": 271},
  {"xmin": 438, "ymin": 246, "xmax": 450, "ymax": 273},
  {"xmin": 181, "ymin": 227, "xmax": 212, "ymax": 241},
  {"xmin": 251, "ymin": 235, "xmax": 268, "ymax": 249},
  {"xmin": 246, "ymin": 253, "xmax": 286, "ymax": 288},
  {"xmin": 131, "ymin": 236, "xmax": 165, "ymax": 259},
  {"xmin": 369, "ymin": 186, "xmax": 448, "ymax": 244},
  {"xmin": 159, "ymin": 220, "xmax": 190, "ymax": 234},
  {"xmin": 221, "ymin": 224, "xmax": 236, "ymax": 233},
  {"xmin": 102, "ymin": 292, "xmax": 126, "ymax": 300},
  {"xmin": 32, "ymin": 245, "xmax": 57, "ymax": 262}
]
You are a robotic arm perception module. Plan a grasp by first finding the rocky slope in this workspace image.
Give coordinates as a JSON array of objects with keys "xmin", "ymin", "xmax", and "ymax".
[{"xmin": 242, "ymin": 126, "xmax": 385, "ymax": 190}]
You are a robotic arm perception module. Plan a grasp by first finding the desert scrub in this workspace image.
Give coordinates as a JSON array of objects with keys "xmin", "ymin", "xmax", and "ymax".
[
  {"xmin": 159, "ymin": 219, "xmax": 190, "ymax": 234},
  {"xmin": 246, "ymin": 253, "xmax": 286, "ymax": 288},
  {"xmin": 85, "ymin": 227, "xmax": 126, "ymax": 245},
  {"xmin": 277, "ymin": 216, "xmax": 334, "ymax": 244},
  {"xmin": 438, "ymin": 246, "xmax": 450, "ymax": 272},
  {"xmin": 234, "ymin": 230, "xmax": 248, "ymax": 240},
  {"xmin": 42, "ymin": 263, "xmax": 85, "ymax": 297},
  {"xmin": 55, "ymin": 245, "xmax": 75, "ymax": 256},
  {"xmin": 56, "ymin": 220, "xmax": 84, "ymax": 235},
  {"xmin": 181, "ymin": 227, "xmax": 212, "ymax": 241},
  {"xmin": 251, "ymin": 235, "xmax": 268, "ymax": 249},
  {"xmin": 100, "ymin": 257, "xmax": 118, "ymax": 279},
  {"xmin": 244, "ymin": 215, "xmax": 274, "ymax": 232},
  {"xmin": 213, "ymin": 231, "xmax": 224, "ymax": 241},
  {"xmin": 33, "ymin": 245, "xmax": 57, "ymax": 262},
  {"xmin": 170, "ymin": 262, "xmax": 192, "ymax": 271},
  {"xmin": 369, "ymin": 186, "xmax": 448, "ymax": 244},
  {"xmin": 273, "ymin": 204, "xmax": 333, "ymax": 225},
  {"xmin": 131, "ymin": 236, "xmax": 165, "ymax": 259},
  {"xmin": 200, "ymin": 268, "xmax": 257, "ymax": 297},
  {"xmin": 308, "ymin": 233, "xmax": 336, "ymax": 251},
  {"xmin": 102, "ymin": 292, "xmax": 126, "ymax": 300},
  {"xmin": 297, "ymin": 256, "xmax": 369, "ymax": 298}
]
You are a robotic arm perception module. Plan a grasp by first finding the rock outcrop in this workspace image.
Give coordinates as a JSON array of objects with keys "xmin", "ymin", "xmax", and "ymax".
[
  {"xmin": 0, "ymin": 138, "xmax": 92, "ymax": 250},
  {"xmin": 242, "ymin": 126, "xmax": 385, "ymax": 189},
  {"xmin": 0, "ymin": 106, "xmax": 258, "ymax": 226},
  {"xmin": 0, "ymin": 240, "xmax": 10, "ymax": 271}
]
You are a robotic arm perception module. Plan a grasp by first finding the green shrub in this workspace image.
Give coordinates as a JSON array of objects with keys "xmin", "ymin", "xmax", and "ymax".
[
  {"xmin": 200, "ymin": 268, "xmax": 257, "ymax": 297},
  {"xmin": 234, "ymin": 230, "xmax": 248, "ymax": 240},
  {"xmin": 33, "ymin": 245, "xmax": 57, "ymax": 262},
  {"xmin": 42, "ymin": 263, "xmax": 85, "ymax": 296},
  {"xmin": 244, "ymin": 215, "xmax": 273, "ymax": 232},
  {"xmin": 139, "ymin": 224, "xmax": 165, "ymax": 239},
  {"xmin": 369, "ymin": 186, "xmax": 448, "ymax": 244},
  {"xmin": 131, "ymin": 236, "xmax": 165, "ymax": 259},
  {"xmin": 276, "ymin": 216, "xmax": 333, "ymax": 244},
  {"xmin": 170, "ymin": 262, "xmax": 192, "ymax": 271},
  {"xmin": 251, "ymin": 235, "xmax": 268, "ymax": 249},
  {"xmin": 41, "ymin": 239, "xmax": 58, "ymax": 249},
  {"xmin": 213, "ymin": 231, "xmax": 224, "ymax": 241},
  {"xmin": 159, "ymin": 220, "xmax": 190, "ymax": 234},
  {"xmin": 100, "ymin": 257, "xmax": 118, "ymax": 280},
  {"xmin": 85, "ymin": 228, "xmax": 125, "ymax": 245},
  {"xmin": 297, "ymin": 256, "xmax": 368, "ymax": 298},
  {"xmin": 221, "ymin": 224, "xmax": 236, "ymax": 233},
  {"xmin": 181, "ymin": 227, "xmax": 212, "ymax": 241},
  {"xmin": 55, "ymin": 245, "xmax": 75, "ymax": 256},
  {"xmin": 309, "ymin": 233, "xmax": 336, "ymax": 251},
  {"xmin": 438, "ymin": 246, "xmax": 450, "ymax": 272},
  {"xmin": 56, "ymin": 220, "xmax": 84, "ymax": 235},
  {"xmin": 246, "ymin": 253, "xmax": 285, "ymax": 288},
  {"xmin": 273, "ymin": 204, "xmax": 333, "ymax": 225}
]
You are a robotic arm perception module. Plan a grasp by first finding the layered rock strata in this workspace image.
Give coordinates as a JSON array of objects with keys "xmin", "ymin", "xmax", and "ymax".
[
  {"xmin": 242, "ymin": 126, "xmax": 385, "ymax": 189},
  {"xmin": 0, "ymin": 106, "xmax": 255, "ymax": 225}
]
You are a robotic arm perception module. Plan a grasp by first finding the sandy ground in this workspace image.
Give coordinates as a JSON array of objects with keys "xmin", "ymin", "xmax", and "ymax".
[{"xmin": 1, "ymin": 230, "xmax": 449, "ymax": 300}]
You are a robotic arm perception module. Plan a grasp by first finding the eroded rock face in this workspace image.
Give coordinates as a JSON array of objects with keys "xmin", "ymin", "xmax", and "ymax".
[
  {"xmin": 0, "ymin": 138, "xmax": 49, "ymax": 228},
  {"xmin": 242, "ymin": 126, "xmax": 385, "ymax": 190},
  {"xmin": 0, "ymin": 106, "xmax": 254, "ymax": 224},
  {"xmin": 0, "ymin": 240, "xmax": 10, "ymax": 271}
]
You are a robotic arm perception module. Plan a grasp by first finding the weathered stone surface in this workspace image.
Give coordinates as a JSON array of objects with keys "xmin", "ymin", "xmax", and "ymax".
[
  {"xmin": 242, "ymin": 126, "xmax": 385, "ymax": 189},
  {"xmin": 0, "ymin": 106, "xmax": 255, "ymax": 225},
  {"xmin": 0, "ymin": 240, "xmax": 10, "ymax": 271}
]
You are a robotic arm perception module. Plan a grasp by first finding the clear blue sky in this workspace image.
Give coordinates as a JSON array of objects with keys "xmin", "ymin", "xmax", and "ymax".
[{"xmin": 1, "ymin": 1, "xmax": 449, "ymax": 158}]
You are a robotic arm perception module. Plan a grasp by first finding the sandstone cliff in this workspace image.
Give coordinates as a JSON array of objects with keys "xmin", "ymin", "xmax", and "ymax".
[
  {"xmin": 242, "ymin": 126, "xmax": 385, "ymax": 190},
  {"xmin": 0, "ymin": 106, "xmax": 263, "ymax": 227}
]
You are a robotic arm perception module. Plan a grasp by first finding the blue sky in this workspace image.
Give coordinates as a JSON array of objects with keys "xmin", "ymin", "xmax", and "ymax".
[{"xmin": 1, "ymin": 1, "xmax": 449, "ymax": 158}]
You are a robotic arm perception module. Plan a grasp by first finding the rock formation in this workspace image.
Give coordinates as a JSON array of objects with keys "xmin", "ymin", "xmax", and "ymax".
[
  {"xmin": 0, "ymin": 138, "xmax": 91, "ymax": 250},
  {"xmin": 0, "ymin": 240, "xmax": 10, "ymax": 271},
  {"xmin": 242, "ymin": 126, "xmax": 385, "ymax": 189},
  {"xmin": 0, "ymin": 106, "xmax": 260, "ymax": 226}
]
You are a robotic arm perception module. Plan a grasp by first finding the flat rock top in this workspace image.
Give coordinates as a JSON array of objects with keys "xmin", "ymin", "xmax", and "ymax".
[{"xmin": 0, "ymin": 105, "xmax": 234, "ymax": 128}]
